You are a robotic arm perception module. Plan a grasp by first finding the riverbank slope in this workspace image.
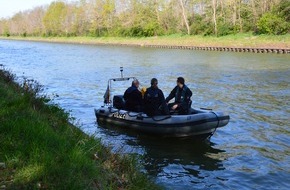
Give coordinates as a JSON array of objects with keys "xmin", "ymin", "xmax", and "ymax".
[
  {"xmin": 0, "ymin": 68, "xmax": 159, "ymax": 189},
  {"xmin": 1, "ymin": 34, "xmax": 290, "ymax": 49}
]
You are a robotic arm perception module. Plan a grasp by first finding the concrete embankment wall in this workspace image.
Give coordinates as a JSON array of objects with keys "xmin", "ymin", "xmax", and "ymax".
[{"xmin": 116, "ymin": 44, "xmax": 290, "ymax": 54}]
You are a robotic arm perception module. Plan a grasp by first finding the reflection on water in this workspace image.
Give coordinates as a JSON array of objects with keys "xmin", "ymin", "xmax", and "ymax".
[
  {"xmin": 139, "ymin": 138, "xmax": 225, "ymax": 176},
  {"xmin": 98, "ymin": 126, "xmax": 227, "ymax": 189},
  {"xmin": 1, "ymin": 40, "xmax": 290, "ymax": 189}
]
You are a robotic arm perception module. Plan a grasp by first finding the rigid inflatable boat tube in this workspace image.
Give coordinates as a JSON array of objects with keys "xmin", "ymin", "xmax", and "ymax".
[
  {"xmin": 151, "ymin": 115, "xmax": 171, "ymax": 121},
  {"xmin": 127, "ymin": 112, "xmax": 141, "ymax": 117},
  {"xmin": 124, "ymin": 110, "xmax": 172, "ymax": 121},
  {"xmin": 109, "ymin": 107, "xmax": 118, "ymax": 114}
]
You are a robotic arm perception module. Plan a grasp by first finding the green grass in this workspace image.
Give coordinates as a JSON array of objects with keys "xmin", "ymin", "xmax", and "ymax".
[
  {"xmin": 0, "ymin": 68, "xmax": 160, "ymax": 189},
  {"xmin": 1, "ymin": 33, "xmax": 290, "ymax": 49}
]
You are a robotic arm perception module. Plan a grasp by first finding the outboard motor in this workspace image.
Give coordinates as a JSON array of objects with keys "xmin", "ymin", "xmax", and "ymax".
[{"xmin": 113, "ymin": 95, "xmax": 125, "ymax": 109}]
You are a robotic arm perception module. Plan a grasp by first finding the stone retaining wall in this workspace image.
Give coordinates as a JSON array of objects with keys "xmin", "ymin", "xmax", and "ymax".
[{"xmin": 141, "ymin": 44, "xmax": 290, "ymax": 54}]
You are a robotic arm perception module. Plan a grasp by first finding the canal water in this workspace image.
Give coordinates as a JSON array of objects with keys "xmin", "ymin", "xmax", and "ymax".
[{"xmin": 0, "ymin": 40, "xmax": 289, "ymax": 189}]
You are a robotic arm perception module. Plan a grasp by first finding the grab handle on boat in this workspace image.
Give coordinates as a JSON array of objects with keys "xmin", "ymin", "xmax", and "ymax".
[
  {"xmin": 200, "ymin": 107, "xmax": 212, "ymax": 111},
  {"xmin": 152, "ymin": 115, "xmax": 171, "ymax": 121},
  {"xmin": 208, "ymin": 111, "xmax": 220, "ymax": 139},
  {"xmin": 136, "ymin": 115, "xmax": 143, "ymax": 120}
]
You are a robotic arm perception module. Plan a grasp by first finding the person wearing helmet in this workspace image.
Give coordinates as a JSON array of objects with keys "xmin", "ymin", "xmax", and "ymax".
[
  {"xmin": 165, "ymin": 77, "xmax": 192, "ymax": 115},
  {"xmin": 144, "ymin": 78, "xmax": 169, "ymax": 116}
]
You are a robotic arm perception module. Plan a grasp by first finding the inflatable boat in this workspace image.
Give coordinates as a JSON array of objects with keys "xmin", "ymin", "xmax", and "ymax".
[
  {"xmin": 95, "ymin": 97, "xmax": 229, "ymax": 138},
  {"xmin": 95, "ymin": 68, "xmax": 230, "ymax": 138}
]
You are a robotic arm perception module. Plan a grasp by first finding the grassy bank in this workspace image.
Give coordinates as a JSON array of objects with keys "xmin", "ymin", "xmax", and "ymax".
[
  {"xmin": 1, "ymin": 34, "xmax": 290, "ymax": 49},
  {"xmin": 0, "ymin": 68, "xmax": 159, "ymax": 189}
]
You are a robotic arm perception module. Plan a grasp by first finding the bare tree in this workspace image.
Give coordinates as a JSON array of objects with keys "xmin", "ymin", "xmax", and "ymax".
[
  {"xmin": 250, "ymin": 0, "xmax": 258, "ymax": 25},
  {"xmin": 212, "ymin": 0, "xmax": 217, "ymax": 36},
  {"xmin": 179, "ymin": 0, "xmax": 190, "ymax": 35}
]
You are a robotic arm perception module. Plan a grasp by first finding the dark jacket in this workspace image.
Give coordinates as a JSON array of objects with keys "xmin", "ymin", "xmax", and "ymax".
[
  {"xmin": 144, "ymin": 86, "xmax": 167, "ymax": 116},
  {"xmin": 165, "ymin": 85, "xmax": 192, "ymax": 110},
  {"xmin": 124, "ymin": 85, "xmax": 143, "ymax": 112}
]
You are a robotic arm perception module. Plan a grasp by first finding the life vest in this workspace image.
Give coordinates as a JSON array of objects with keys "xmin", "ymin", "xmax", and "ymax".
[
  {"xmin": 141, "ymin": 87, "xmax": 147, "ymax": 98},
  {"xmin": 175, "ymin": 85, "xmax": 188, "ymax": 103},
  {"xmin": 146, "ymin": 87, "xmax": 159, "ymax": 100}
]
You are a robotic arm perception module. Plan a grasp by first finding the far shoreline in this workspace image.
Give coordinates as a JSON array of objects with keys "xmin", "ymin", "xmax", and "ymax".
[{"xmin": 1, "ymin": 34, "xmax": 290, "ymax": 54}]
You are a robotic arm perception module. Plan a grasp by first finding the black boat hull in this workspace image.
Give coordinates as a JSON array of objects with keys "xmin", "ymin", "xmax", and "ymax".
[{"xmin": 95, "ymin": 107, "xmax": 230, "ymax": 138}]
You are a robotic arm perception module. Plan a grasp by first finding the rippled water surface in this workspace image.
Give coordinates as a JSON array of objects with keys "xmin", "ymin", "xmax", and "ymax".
[{"xmin": 1, "ymin": 40, "xmax": 289, "ymax": 189}]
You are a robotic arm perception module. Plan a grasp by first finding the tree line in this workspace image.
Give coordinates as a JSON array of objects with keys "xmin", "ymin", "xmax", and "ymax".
[{"xmin": 0, "ymin": 0, "xmax": 289, "ymax": 37}]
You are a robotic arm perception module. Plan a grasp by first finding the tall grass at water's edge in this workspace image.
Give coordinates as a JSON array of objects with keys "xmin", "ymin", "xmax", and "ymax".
[
  {"xmin": 1, "ymin": 33, "xmax": 290, "ymax": 48},
  {"xmin": 0, "ymin": 67, "xmax": 160, "ymax": 190}
]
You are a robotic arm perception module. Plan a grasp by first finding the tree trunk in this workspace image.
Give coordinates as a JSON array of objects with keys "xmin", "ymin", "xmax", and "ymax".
[
  {"xmin": 238, "ymin": 0, "xmax": 243, "ymax": 32},
  {"xmin": 251, "ymin": 0, "xmax": 258, "ymax": 23},
  {"xmin": 155, "ymin": 0, "xmax": 160, "ymax": 23},
  {"xmin": 233, "ymin": 0, "xmax": 237, "ymax": 26},
  {"xmin": 212, "ymin": 0, "xmax": 217, "ymax": 36},
  {"xmin": 179, "ymin": 0, "xmax": 190, "ymax": 35}
]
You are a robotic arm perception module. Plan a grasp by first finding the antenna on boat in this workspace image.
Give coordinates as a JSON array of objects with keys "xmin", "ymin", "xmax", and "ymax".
[{"xmin": 120, "ymin": 67, "xmax": 124, "ymax": 78}]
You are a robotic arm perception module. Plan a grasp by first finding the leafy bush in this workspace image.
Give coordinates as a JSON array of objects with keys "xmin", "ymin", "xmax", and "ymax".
[
  {"xmin": 143, "ymin": 22, "xmax": 160, "ymax": 37},
  {"xmin": 217, "ymin": 22, "xmax": 235, "ymax": 36},
  {"xmin": 5, "ymin": 32, "xmax": 10, "ymax": 37},
  {"xmin": 275, "ymin": 0, "xmax": 290, "ymax": 22},
  {"xmin": 190, "ymin": 15, "xmax": 214, "ymax": 36},
  {"xmin": 115, "ymin": 24, "xmax": 161, "ymax": 37},
  {"xmin": 257, "ymin": 13, "xmax": 289, "ymax": 35},
  {"xmin": 190, "ymin": 15, "xmax": 207, "ymax": 35},
  {"xmin": 202, "ymin": 24, "xmax": 215, "ymax": 36},
  {"xmin": 128, "ymin": 26, "xmax": 144, "ymax": 37},
  {"xmin": 3, "ymin": 27, "xmax": 10, "ymax": 37},
  {"xmin": 21, "ymin": 32, "xmax": 27, "ymax": 37}
]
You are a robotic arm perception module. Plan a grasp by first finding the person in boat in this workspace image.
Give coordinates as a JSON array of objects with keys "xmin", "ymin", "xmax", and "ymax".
[
  {"xmin": 123, "ymin": 79, "xmax": 143, "ymax": 112},
  {"xmin": 144, "ymin": 78, "xmax": 170, "ymax": 116},
  {"xmin": 165, "ymin": 77, "xmax": 192, "ymax": 115}
]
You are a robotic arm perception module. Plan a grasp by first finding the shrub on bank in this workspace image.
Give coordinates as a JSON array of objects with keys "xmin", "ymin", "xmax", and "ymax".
[{"xmin": 257, "ymin": 13, "xmax": 289, "ymax": 35}]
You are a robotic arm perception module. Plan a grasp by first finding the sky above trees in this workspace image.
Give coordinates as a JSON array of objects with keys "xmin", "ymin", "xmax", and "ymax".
[{"xmin": 0, "ymin": 0, "xmax": 74, "ymax": 18}]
